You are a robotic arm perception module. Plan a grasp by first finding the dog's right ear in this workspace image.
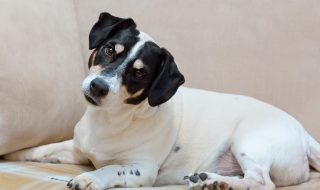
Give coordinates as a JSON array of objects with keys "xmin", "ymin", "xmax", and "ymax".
[{"xmin": 89, "ymin": 12, "xmax": 136, "ymax": 50}]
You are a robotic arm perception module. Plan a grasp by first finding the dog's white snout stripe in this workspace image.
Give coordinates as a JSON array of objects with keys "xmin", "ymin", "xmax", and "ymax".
[
  {"xmin": 82, "ymin": 74, "xmax": 121, "ymax": 95},
  {"xmin": 118, "ymin": 32, "xmax": 154, "ymax": 72},
  {"xmin": 100, "ymin": 75, "xmax": 120, "ymax": 93}
]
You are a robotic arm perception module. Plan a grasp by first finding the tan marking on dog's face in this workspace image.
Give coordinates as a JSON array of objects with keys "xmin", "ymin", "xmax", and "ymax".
[
  {"xmin": 89, "ymin": 65, "xmax": 104, "ymax": 74},
  {"xmin": 90, "ymin": 50, "xmax": 98, "ymax": 66},
  {"xmin": 131, "ymin": 88, "xmax": 144, "ymax": 98},
  {"xmin": 115, "ymin": 44, "xmax": 125, "ymax": 54},
  {"xmin": 133, "ymin": 59, "xmax": 144, "ymax": 69}
]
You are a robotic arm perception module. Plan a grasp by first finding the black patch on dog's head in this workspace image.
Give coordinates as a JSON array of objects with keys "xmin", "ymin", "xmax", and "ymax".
[
  {"xmin": 123, "ymin": 43, "xmax": 184, "ymax": 106},
  {"xmin": 88, "ymin": 13, "xmax": 139, "ymax": 70},
  {"xmin": 123, "ymin": 42, "xmax": 162, "ymax": 104},
  {"xmin": 89, "ymin": 12, "xmax": 137, "ymax": 50}
]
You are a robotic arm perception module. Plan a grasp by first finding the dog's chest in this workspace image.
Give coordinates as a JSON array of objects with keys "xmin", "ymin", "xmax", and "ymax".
[
  {"xmin": 73, "ymin": 102, "xmax": 181, "ymax": 168},
  {"xmin": 75, "ymin": 120, "xmax": 155, "ymax": 166}
]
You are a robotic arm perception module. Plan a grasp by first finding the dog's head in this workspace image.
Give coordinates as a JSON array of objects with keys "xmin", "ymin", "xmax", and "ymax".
[{"xmin": 82, "ymin": 12, "xmax": 185, "ymax": 109}]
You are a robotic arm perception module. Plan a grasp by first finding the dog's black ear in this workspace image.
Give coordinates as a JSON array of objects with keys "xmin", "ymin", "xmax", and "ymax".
[
  {"xmin": 89, "ymin": 12, "xmax": 136, "ymax": 50},
  {"xmin": 148, "ymin": 48, "xmax": 185, "ymax": 107}
]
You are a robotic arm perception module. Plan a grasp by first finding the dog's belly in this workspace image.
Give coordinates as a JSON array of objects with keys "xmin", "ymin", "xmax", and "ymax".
[
  {"xmin": 206, "ymin": 148, "xmax": 243, "ymax": 176},
  {"xmin": 156, "ymin": 143, "xmax": 243, "ymax": 186},
  {"xmin": 156, "ymin": 143, "xmax": 245, "ymax": 186}
]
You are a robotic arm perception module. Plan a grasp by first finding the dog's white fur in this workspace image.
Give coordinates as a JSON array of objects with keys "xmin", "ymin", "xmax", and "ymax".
[{"xmin": 5, "ymin": 33, "xmax": 320, "ymax": 190}]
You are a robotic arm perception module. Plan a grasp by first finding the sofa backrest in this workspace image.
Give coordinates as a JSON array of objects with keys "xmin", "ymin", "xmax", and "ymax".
[{"xmin": 0, "ymin": 0, "xmax": 86, "ymax": 155}]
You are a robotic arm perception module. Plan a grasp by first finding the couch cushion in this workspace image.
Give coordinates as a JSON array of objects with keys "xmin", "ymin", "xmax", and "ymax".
[
  {"xmin": 0, "ymin": 161, "xmax": 319, "ymax": 190},
  {"xmin": 0, "ymin": 0, "xmax": 86, "ymax": 155}
]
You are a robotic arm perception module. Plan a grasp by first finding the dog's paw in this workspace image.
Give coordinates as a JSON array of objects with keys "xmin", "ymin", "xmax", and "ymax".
[
  {"xmin": 67, "ymin": 173, "xmax": 103, "ymax": 190},
  {"xmin": 4, "ymin": 146, "xmax": 66, "ymax": 164},
  {"xmin": 3, "ymin": 149, "xmax": 59, "ymax": 163},
  {"xmin": 184, "ymin": 173, "xmax": 232, "ymax": 190},
  {"xmin": 202, "ymin": 181, "xmax": 231, "ymax": 190}
]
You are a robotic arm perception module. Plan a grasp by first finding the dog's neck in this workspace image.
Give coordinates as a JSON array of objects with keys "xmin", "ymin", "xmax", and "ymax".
[{"xmin": 85, "ymin": 100, "xmax": 158, "ymax": 135}]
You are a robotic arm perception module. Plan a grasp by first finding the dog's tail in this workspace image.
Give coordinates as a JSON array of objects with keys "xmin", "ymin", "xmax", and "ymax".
[{"xmin": 306, "ymin": 132, "xmax": 320, "ymax": 172}]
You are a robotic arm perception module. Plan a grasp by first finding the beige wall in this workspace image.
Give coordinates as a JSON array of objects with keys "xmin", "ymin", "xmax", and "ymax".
[{"xmin": 74, "ymin": 0, "xmax": 320, "ymax": 139}]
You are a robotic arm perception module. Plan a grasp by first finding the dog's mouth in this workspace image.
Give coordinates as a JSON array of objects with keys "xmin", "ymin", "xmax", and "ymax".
[{"xmin": 84, "ymin": 95, "xmax": 98, "ymax": 106}]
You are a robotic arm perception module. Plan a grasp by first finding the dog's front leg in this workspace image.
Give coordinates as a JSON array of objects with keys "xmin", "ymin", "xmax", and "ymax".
[
  {"xmin": 4, "ymin": 140, "xmax": 89, "ymax": 164},
  {"xmin": 67, "ymin": 163, "xmax": 158, "ymax": 190}
]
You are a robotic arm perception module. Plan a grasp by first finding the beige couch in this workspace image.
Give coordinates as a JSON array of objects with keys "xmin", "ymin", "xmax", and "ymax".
[{"xmin": 1, "ymin": 0, "xmax": 319, "ymax": 189}]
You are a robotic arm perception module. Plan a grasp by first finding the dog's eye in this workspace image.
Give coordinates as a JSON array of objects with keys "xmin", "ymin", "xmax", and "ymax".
[
  {"xmin": 104, "ymin": 46, "xmax": 115, "ymax": 57},
  {"xmin": 135, "ymin": 69, "xmax": 146, "ymax": 79}
]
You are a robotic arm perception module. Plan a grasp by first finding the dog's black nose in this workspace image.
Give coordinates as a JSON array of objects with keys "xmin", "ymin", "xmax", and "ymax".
[{"xmin": 90, "ymin": 78, "xmax": 109, "ymax": 97}]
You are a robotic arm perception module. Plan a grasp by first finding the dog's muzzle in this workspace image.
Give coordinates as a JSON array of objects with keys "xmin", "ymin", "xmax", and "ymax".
[{"xmin": 83, "ymin": 78, "xmax": 109, "ymax": 105}]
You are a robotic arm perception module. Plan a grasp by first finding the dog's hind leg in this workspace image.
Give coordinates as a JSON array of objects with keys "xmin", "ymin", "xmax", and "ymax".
[
  {"xmin": 307, "ymin": 133, "xmax": 320, "ymax": 172},
  {"xmin": 3, "ymin": 140, "xmax": 89, "ymax": 164},
  {"xmin": 185, "ymin": 158, "xmax": 275, "ymax": 190}
]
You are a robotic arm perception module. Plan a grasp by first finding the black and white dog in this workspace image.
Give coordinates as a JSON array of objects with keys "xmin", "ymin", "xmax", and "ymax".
[{"xmin": 5, "ymin": 13, "xmax": 320, "ymax": 190}]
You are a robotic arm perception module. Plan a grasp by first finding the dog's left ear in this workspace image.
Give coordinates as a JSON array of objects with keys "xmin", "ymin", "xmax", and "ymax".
[
  {"xmin": 148, "ymin": 48, "xmax": 185, "ymax": 107},
  {"xmin": 89, "ymin": 12, "xmax": 136, "ymax": 50}
]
